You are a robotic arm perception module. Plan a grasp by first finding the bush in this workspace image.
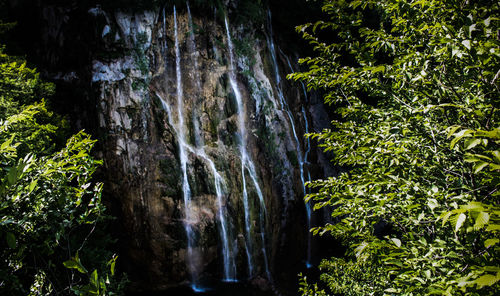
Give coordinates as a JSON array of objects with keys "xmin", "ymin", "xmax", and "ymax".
[
  {"xmin": 291, "ymin": 1, "xmax": 499, "ymax": 295},
  {"xmin": 0, "ymin": 34, "xmax": 123, "ymax": 296}
]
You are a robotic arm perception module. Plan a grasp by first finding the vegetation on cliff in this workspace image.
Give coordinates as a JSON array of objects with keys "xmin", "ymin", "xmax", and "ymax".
[
  {"xmin": 0, "ymin": 29, "xmax": 123, "ymax": 295},
  {"xmin": 291, "ymin": 0, "xmax": 499, "ymax": 295}
]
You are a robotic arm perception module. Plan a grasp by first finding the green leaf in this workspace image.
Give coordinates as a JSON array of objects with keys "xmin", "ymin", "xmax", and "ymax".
[
  {"xmin": 440, "ymin": 211, "xmax": 453, "ymax": 226},
  {"xmin": 492, "ymin": 150, "xmax": 500, "ymax": 163},
  {"xmin": 484, "ymin": 239, "xmax": 499, "ymax": 248},
  {"xmin": 474, "ymin": 274, "xmax": 499, "ymax": 288},
  {"xmin": 474, "ymin": 212, "xmax": 489, "ymax": 230},
  {"xmin": 28, "ymin": 179, "xmax": 38, "ymax": 193},
  {"xmin": 108, "ymin": 255, "xmax": 117, "ymax": 276},
  {"xmin": 372, "ymin": 65, "xmax": 385, "ymax": 73},
  {"xmin": 455, "ymin": 213, "xmax": 466, "ymax": 232},
  {"xmin": 486, "ymin": 224, "xmax": 500, "ymax": 232},
  {"xmin": 0, "ymin": 135, "xmax": 15, "ymax": 151},
  {"xmin": 354, "ymin": 241, "xmax": 368, "ymax": 259},
  {"xmin": 390, "ymin": 238, "xmax": 401, "ymax": 248},
  {"xmin": 90, "ymin": 270, "xmax": 99, "ymax": 289},
  {"xmin": 464, "ymin": 138, "xmax": 481, "ymax": 150},
  {"xmin": 7, "ymin": 167, "xmax": 18, "ymax": 185},
  {"xmin": 473, "ymin": 161, "xmax": 489, "ymax": 173},
  {"xmin": 446, "ymin": 126, "xmax": 461, "ymax": 139},
  {"xmin": 428, "ymin": 198, "xmax": 438, "ymax": 211},
  {"xmin": 450, "ymin": 129, "xmax": 473, "ymax": 148},
  {"xmin": 63, "ymin": 257, "xmax": 88, "ymax": 274},
  {"xmin": 6, "ymin": 232, "xmax": 16, "ymax": 248},
  {"xmin": 462, "ymin": 40, "xmax": 471, "ymax": 50},
  {"xmin": 63, "ymin": 259, "xmax": 79, "ymax": 270}
]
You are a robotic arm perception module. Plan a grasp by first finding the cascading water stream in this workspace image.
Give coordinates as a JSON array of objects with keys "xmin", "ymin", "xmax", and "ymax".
[
  {"xmin": 173, "ymin": 6, "xmax": 203, "ymax": 291},
  {"xmin": 162, "ymin": 7, "xmax": 167, "ymax": 53},
  {"xmin": 186, "ymin": 3, "xmax": 203, "ymax": 148},
  {"xmin": 186, "ymin": 1, "xmax": 237, "ymax": 282},
  {"xmin": 267, "ymin": 10, "xmax": 313, "ymax": 267},
  {"xmin": 224, "ymin": 16, "xmax": 270, "ymax": 280},
  {"xmin": 282, "ymin": 52, "xmax": 312, "ymax": 175},
  {"xmin": 266, "ymin": 10, "xmax": 304, "ymax": 196},
  {"xmin": 280, "ymin": 47, "xmax": 308, "ymax": 103},
  {"xmin": 301, "ymin": 106, "xmax": 313, "ymax": 268},
  {"xmin": 283, "ymin": 49, "xmax": 314, "ymax": 267}
]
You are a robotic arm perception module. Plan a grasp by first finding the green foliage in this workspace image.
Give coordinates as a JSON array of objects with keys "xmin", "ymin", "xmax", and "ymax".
[
  {"xmin": 233, "ymin": 36, "xmax": 256, "ymax": 65},
  {"xmin": 133, "ymin": 32, "xmax": 150, "ymax": 76},
  {"xmin": 298, "ymin": 274, "xmax": 327, "ymax": 296},
  {"xmin": 64, "ymin": 253, "xmax": 123, "ymax": 296},
  {"xmin": 234, "ymin": 0, "xmax": 265, "ymax": 27},
  {"xmin": 291, "ymin": 0, "xmax": 499, "ymax": 295},
  {"xmin": 0, "ymin": 48, "xmax": 55, "ymax": 117},
  {"xmin": 0, "ymin": 31, "xmax": 123, "ymax": 295}
]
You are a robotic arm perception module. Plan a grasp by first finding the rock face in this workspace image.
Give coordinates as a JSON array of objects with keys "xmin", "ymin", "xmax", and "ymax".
[{"xmin": 6, "ymin": 0, "xmax": 332, "ymax": 293}]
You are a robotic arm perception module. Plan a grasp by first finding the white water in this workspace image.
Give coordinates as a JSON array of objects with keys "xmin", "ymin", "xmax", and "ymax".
[
  {"xmin": 174, "ymin": 6, "xmax": 202, "ymax": 289},
  {"xmin": 266, "ymin": 10, "xmax": 304, "ymax": 196},
  {"xmin": 302, "ymin": 106, "xmax": 312, "ymax": 267},
  {"xmin": 186, "ymin": 3, "xmax": 203, "ymax": 148},
  {"xmin": 186, "ymin": 2, "xmax": 237, "ymax": 282},
  {"xmin": 162, "ymin": 7, "xmax": 167, "ymax": 53},
  {"xmin": 284, "ymin": 53, "xmax": 313, "ymax": 267},
  {"xmin": 225, "ymin": 16, "xmax": 270, "ymax": 280},
  {"xmin": 268, "ymin": 11, "xmax": 313, "ymax": 266},
  {"xmin": 280, "ymin": 47, "xmax": 308, "ymax": 103}
]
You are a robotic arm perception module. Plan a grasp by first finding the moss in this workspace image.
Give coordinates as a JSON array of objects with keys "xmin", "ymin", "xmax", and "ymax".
[
  {"xmin": 233, "ymin": 36, "xmax": 256, "ymax": 67},
  {"xmin": 131, "ymin": 78, "xmax": 148, "ymax": 91},
  {"xmin": 256, "ymin": 124, "xmax": 277, "ymax": 156},
  {"xmin": 133, "ymin": 32, "xmax": 149, "ymax": 75},
  {"xmin": 208, "ymin": 112, "xmax": 220, "ymax": 141},
  {"xmin": 125, "ymin": 105, "xmax": 138, "ymax": 119},
  {"xmin": 224, "ymin": 91, "xmax": 237, "ymax": 117},
  {"xmin": 234, "ymin": 0, "xmax": 266, "ymax": 28},
  {"xmin": 122, "ymin": 68, "xmax": 131, "ymax": 76},
  {"xmin": 214, "ymin": 35, "xmax": 225, "ymax": 51},
  {"xmin": 159, "ymin": 157, "xmax": 181, "ymax": 197},
  {"xmin": 286, "ymin": 150, "xmax": 298, "ymax": 167},
  {"xmin": 185, "ymin": 21, "xmax": 204, "ymax": 38},
  {"xmin": 241, "ymin": 68, "xmax": 253, "ymax": 80},
  {"xmin": 151, "ymin": 95, "xmax": 169, "ymax": 141}
]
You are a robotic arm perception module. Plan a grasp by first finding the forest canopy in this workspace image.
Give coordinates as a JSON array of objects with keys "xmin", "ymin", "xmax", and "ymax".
[{"xmin": 291, "ymin": 0, "xmax": 499, "ymax": 295}]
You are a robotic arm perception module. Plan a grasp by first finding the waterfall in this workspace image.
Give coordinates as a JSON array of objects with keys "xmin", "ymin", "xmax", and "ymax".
[
  {"xmin": 224, "ymin": 16, "xmax": 270, "ymax": 280},
  {"xmin": 281, "ymin": 47, "xmax": 308, "ymax": 103},
  {"xmin": 284, "ymin": 49, "xmax": 313, "ymax": 267},
  {"xmin": 284, "ymin": 50, "xmax": 314, "ymax": 268},
  {"xmin": 186, "ymin": 1, "xmax": 238, "ymax": 282},
  {"xmin": 301, "ymin": 106, "xmax": 312, "ymax": 267},
  {"xmin": 186, "ymin": 2, "xmax": 203, "ymax": 148},
  {"xmin": 162, "ymin": 6, "xmax": 167, "ymax": 53},
  {"xmin": 266, "ymin": 9, "xmax": 304, "ymax": 198},
  {"xmin": 268, "ymin": 9, "xmax": 313, "ymax": 267},
  {"xmin": 174, "ymin": 6, "xmax": 204, "ymax": 290}
]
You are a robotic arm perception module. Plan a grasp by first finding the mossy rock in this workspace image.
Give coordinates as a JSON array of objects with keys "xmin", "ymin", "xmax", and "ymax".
[
  {"xmin": 224, "ymin": 90, "xmax": 238, "ymax": 118},
  {"xmin": 159, "ymin": 157, "xmax": 182, "ymax": 197},
  {"xmin": 286, "ymin": 150, "xmax": 298, "ymax": 167}
]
